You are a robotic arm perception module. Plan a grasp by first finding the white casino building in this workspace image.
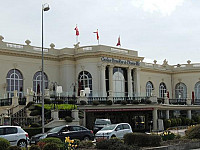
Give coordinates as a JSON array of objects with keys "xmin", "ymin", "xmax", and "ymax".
[{"xmin": 0, "ymin": 35, "xmax": 200, "ymax": 131}]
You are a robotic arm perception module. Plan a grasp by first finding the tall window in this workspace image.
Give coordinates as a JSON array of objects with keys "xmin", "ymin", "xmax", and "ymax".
[
  {"xmin": 33, "ymin": 71, "xmax": 48, "ymax": 95},
  {"xmin": 175, "ymin": 82, "xmax": 187, "ymax": 99},
  {"xmin": 159, "ymin": 82, "xmax": 167, "ymax": 98},
  {"xmin": 146, "ymin": 81, "xmax": 153, "ymax": 97},
  {"xmin": 195, "ymin": 81, "xmax": 200, "ymax": 99},
  {"xmin": 78, "ymin": 71, "xmax": 92, "ymax": 96},
  {"xmin": 113, "ymin": 67, "xmax": 127, "ymax": 97},
  {"xmin": 6, "ymin": 69, "xmax": 23, "ymax": 97}
]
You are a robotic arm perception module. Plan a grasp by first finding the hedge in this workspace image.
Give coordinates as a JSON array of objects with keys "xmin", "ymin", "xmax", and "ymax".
[
  {"xmin": 124, "ymin": 133, "xmax": 161, "ymax": 147},
  {"xmin": 0, "ymin": 137, "xmax": 10, "ymax": 150}
]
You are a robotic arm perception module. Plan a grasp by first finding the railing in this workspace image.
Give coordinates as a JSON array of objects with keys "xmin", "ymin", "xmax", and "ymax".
[
  {"xmin": 169, "ymin": 99, "xmax": 187, "ymax": 105},
  {"xmin": 113, "ymin": 97, "xmax": 149, "ymax": 104},
  {"xmin": 193, "ymin": 99, "xmax": 200, "ymax": 105},
  {"xmin": 0, "ymin": 98, "xmax": 12, "ymax": 106},
  {"xmin": 87, "ymin": 97, "xmax": 108, "ymax": 105},
  {"xmin": 33, "ymin": 96, "xmax": 77, "ymax": 104}
]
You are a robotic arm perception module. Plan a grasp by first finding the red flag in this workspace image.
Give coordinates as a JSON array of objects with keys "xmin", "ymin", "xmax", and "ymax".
[
  {"xmin": 93, "ymin": 29, "xmax": 99, "ymax": 40},
  {"xmin": 74, "ymin": 25, "xmax": 79, "ymax": 36},
  {"xmin": 116, "ymin": 36, "xmax": 121, "ymax": 46}
]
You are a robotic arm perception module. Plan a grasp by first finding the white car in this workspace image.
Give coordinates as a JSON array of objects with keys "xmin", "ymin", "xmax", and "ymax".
[
  {"xmin": 95, "ymin": 123, "xmax": 132, "ymax": 140},
  {"xmin": 0, "ymin": 126, "xmax": 29, "ymax": 147}
]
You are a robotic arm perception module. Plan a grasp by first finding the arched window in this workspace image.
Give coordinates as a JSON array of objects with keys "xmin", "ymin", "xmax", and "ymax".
[
  {"xmin": 6, "ymin": 69, "xmax": 23, "ymax": 97},
  {"xmin": 78, "ymin": 71, "xmax": 92, "ymax": 96},
  {"xmin": 33, "ymin": 71, "xmax": 48, "ymax": 95},
  {"xmin": 175, "ymin": 82, "xmax": 187, "ymax": 99},
  {"xmin": 195, "ymin": 81, "xmax": 200, "ymax": 99},
  {"xmin": 159, "ymin": 82, "xmax": 167, "ymax": 98},
  {"xmin": 113, "ymin": 71, "xmax": 125, "ymax": 97},
  {"xmin": 146, "ymin": 81, "xmax": 154, "ymax": 97}
]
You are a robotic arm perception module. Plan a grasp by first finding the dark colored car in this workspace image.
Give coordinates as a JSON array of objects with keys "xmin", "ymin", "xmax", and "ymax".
[{"xmin": 30, "ymin": 125, "xmax": 94, "ymax": 144}]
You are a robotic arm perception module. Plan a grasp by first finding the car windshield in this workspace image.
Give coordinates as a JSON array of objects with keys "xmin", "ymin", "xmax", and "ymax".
[
  {"xmin": 47, "ymin": 126, "xmax": 63, "ymax": 133},
  {"xmin": 101, "ymin": 124, "xmax": 116, "ymax": 130},
  {"xmin": 95, "ymin": 119, "xmax": 111, "ymax": 125}
]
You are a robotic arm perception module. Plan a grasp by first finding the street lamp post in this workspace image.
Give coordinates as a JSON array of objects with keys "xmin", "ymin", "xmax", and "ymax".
[{"xmin": 42, "ymin": 3, "xmax": 50, "ymax": 134}]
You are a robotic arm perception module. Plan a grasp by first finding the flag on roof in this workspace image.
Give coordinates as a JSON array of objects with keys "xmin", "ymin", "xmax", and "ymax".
[
  {"xmin": 74, "ymin": 25, "xmax": 79, "ymax": 36},
  {"xmin": 93, "ymin": 29, "xmax": 99, "ymax": 40},
  {"xmin": 116, "ymin": 36, "xmax": 121, "ymax": 46}
]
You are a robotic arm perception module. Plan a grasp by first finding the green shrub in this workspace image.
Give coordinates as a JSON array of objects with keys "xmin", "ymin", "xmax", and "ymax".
[
  {"xmin": 145, "ymin": 99, "xmax": 152, "ymax": 104},
  {"xmin": 30, "ymin": 110, "xmax": 41, "ymax": 116},
  {"xmin": 96, "ymin": 138, "xmax": 123, "ymax": 149},
  {"xmin": 26, "ymin": 101, "xmax": 35, "ymax": 108},
  {"xmin": 80, "ymin": 100, "xmax": 87, "ymax": 105},
  {"xmin": 164, "ymin": 119, "xmax": 171, "ymax": 129},
  {"xmin": 170, "ymin": 118, "xmax": 177, "ymax": 127},
  {"xmin": 185, "ymin": 118, "xmax": 191, "ymax": 125},
  {"xmin": 29, "ymin": 144, "xmax": 40, "ymax": 150},
  {"xmin": 28, "ymin": 105, "xmax": 35, "ymax": 111},
  {"xmin": 108, "ymin": 143, "xmax": 139, "ymax": 150},
  {"xmin": 132, "ymin": 100, "xmax": 139, "ymax": 104},
  {"xmin": 124, "ymin": 133, "xmax": 161, "ymax": 147},
  {"xmin": 43, "ymin": 143, "xmax": 59, "ymax": 150},
  {"xmin": 0, "ymin": 137, "xmax": 10, "ymax": 150},
  {"xmin": 161, "ymin": 131, "xmax": 175, "ymax": 141},
  {"xmin": 92, "ymin": 100, "xmax": 99, "ymax": 105},
  {"xmin": 106, "ymin": 100, "xmax": 113, "ymax": 105},
  {"xmin": 7, "ymin": 146, "xmax": 21, "ymax": 150},
  {"xmin": 65, "ymin": 116, "xmax": 73, "ymax": 122},
  {"xmin": 44, "ymin": 99, "xmax": 51, "ymax": 104},
  {"xmin": 185, "ymin": 125, "xmax": 200, "ymax": 139},
  {"xmin": 79, "ymin": 140, "xmax": 93, "ymax": 148},
  {"xmin": 121, "ymin": 100, "xmax": 127, "ymax": 105},
  {"xmin": 38, "ymin": 137, "xmax": 64, "ymax": 149}
]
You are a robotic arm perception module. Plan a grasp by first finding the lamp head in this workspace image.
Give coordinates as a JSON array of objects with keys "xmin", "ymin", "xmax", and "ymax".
[{"xmin": 43, "ymin": 3, "xmax": 50, "ymax": 11}]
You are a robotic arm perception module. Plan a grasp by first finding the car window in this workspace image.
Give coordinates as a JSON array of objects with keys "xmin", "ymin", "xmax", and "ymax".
[
  {"xmin": 0, "ymin": 128, "xmax": 4, "ymax": 135},
  {"xmin": 61, "ymin": 127, "xmax": 70, "ymax": 132},
  {"xmin": 5, "ymin": 127, "xmax": 17, "ymax": 135},
  {"xmin": 70, "ymin": 126, "xmax": 82, "ymax": 131},
  {"xmin": 116, "ymin": 125, "xmax": 123, "ymax": 130},
  {"xmin": 122, "ymin": 124, "xmax": 130, "ymax": 129}
]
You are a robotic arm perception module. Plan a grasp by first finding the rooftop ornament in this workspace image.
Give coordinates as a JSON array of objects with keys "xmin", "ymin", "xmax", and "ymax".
[
  {"xmin": 162, "ymin": 59, "xmax": 168, "ymax": 66},
  {"xmin": 153, "ymin": 60, "xmax": 157, "ymax": 64},
  {"xmin": 0, "ymin": 35, "xmax": 4, "ymax": 42},
  {"xmin": 50, "ymin": 43, "xmax": 55, "ymax": 49},
  {"xmin": 25, "ymin": 40, "xmax": 31, "ymax": 45},
  {"xmin": 187, "ymin": 60, "xmax": 191, "ymax": 64}
]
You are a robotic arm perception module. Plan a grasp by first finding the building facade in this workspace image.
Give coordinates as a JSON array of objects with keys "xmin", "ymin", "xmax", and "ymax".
[{"xmin": 0, "ymin": 35, "xmax": 200, "ymax": 131}]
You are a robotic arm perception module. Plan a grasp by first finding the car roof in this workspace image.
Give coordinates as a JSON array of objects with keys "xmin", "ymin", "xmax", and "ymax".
[{"xmin": 0, "ymin": 126, "xmax": 21, "ymax": 128}]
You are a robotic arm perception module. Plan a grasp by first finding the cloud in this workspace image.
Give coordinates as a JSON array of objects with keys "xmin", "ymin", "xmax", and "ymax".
[{"xmin": 131, "ymin": 0, "xmax": 185, "ymax": 16}]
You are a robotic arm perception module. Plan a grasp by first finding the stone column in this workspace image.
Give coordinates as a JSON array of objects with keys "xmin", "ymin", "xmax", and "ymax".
[
  {"xmin": 100, "ymin": 65, "xmax": 106, "ymax": 97},
  {"xmin": 72, "ymin": 110, "xmax": 79, "ymax": 122},
  {"xmin": 164, "ymin": 93, "xmax": 169, "ymax": 104},
  {"xmin": 51, "ymin": 110, "xmax": 59, "ymax": 121},
  {"xmin": 187, "ymin": 110, "xmax": 191, "ymax": 119},
  {"xmin": 108, "ymin": 65, "xmax": 114, "ymax": 97},
  {"xmin": 166, "ymin": 110, "xmax": 169, "ymax": 119},
  {"xmin": 127, "ymin": 67, "xmax": 133, "ymax": 97},
  {"xmin": 153, "ymin": 108, "xmax": 158, "ymax": 131},
  {"xmin": 134, "ymin": 68, "xmax": 141, "ymax": 96}
]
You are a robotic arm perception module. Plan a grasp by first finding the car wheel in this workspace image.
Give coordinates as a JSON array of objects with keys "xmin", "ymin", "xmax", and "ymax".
[
  {"xmin": 83, "ymin": 136, "xmax": 90, "ymax": 141},
  {"xmin": 17, "ymin": 140, "xmax": 27, "ymax": 147}
]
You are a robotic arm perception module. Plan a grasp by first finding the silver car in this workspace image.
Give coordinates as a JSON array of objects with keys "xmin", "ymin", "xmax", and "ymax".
[
  {"xmin": 95, "ymin": 123, "xmax": 132, "ymax": 140},
  {"xmin": 0, "ymin": 126, "xmax": 29, "ymax": 147}
]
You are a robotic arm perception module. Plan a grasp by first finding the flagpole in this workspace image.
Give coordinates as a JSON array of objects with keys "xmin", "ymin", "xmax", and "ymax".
[{"xmin": 76, "ymin": 36, "xmax": 78, "ymax": 43}]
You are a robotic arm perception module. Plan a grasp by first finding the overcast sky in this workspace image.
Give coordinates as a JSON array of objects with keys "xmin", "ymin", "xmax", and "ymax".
[{"xmin": 0, "ymin": 0, "xmax": 200, "ymax": 65}]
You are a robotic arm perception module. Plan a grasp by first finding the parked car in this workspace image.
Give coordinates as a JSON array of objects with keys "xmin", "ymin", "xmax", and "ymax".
[
  {"xmin": 93, "ymin": 119, "xmax": 111, "ymax": 134},
  {"xmin": 95, "ymin": 123, "xmax": 132, "ymax": 140},
  {"xmin": 0, "ymin": 126, "xmax": 29, "ymax": 147},
  {"xmin": 30, "ymin": 125, "xmax": 94, "ymax": 144}
]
